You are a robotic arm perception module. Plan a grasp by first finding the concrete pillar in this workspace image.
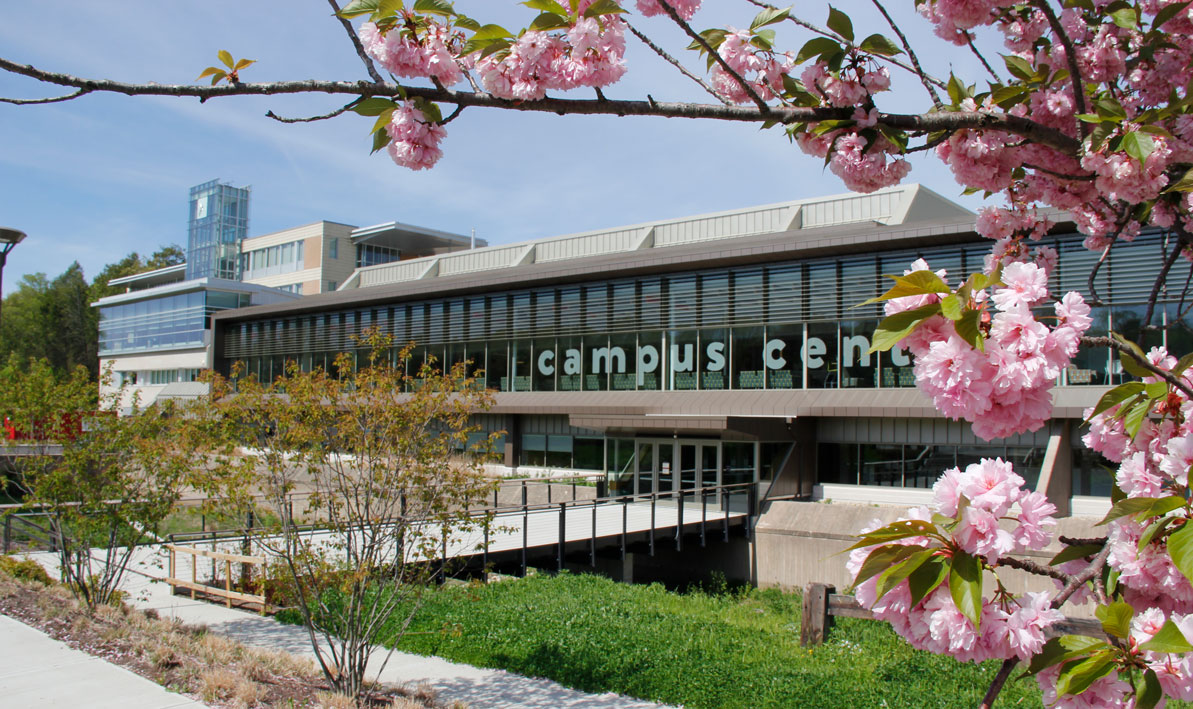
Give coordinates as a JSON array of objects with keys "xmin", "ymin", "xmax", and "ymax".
[{"xmin": 1036, "ymin": 421, "xmax": 1073, "ymax": 517}]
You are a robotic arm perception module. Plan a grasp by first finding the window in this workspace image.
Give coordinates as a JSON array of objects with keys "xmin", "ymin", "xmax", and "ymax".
[{"xmin": 329, "ymin": 238, "xmax": 339, "ymax": 259}]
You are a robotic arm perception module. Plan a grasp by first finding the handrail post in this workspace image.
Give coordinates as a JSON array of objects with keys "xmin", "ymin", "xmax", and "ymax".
[
  {"xmin": 800, "ymin": 583, "xmax": 836, "ymax": 646},
  {"xmin": 557, "ymin": 502, "xmax": 566, "ymax": 572},
  {"xmin": 649, "ymin": 491, "xmax": 656, "ymax": 557},
  {"xmin": 590, "ymin": 503, "xmax": 596, "ymax": 567},
  {"xmin": 700, "ymin": 487, "xmax": 707, "ymax": 547},
  {"xmin": 3, "ymin": 515, "xmax": 9, "ymax": 554},
  {"xmin": 676, "ymin": 488, "xmax": 684, "ymax": 551},
  {"xmin": 621, "ymin": 499, "xmax": 627, "ymax": 561}
]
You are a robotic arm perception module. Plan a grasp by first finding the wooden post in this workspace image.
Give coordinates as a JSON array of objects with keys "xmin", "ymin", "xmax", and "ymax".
[
  {"xmin": 190, "ymin": 553, "xmax": 197, "ymax": 600},
  {"xmin": 224, "ymin": 559, "xmax": 232, "ymax": 608},
  {"xmin": 168, "ymin": 546, "xmax": 175, "ymax": 594},
  {"xmin": 800, "ymin": 583, "xmax": 835, "ymax": 647}
]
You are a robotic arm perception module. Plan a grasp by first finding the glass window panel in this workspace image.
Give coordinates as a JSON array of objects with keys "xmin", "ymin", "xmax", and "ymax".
[
  {"xmin": 701, "ymin": 273, "xmax": 729, "ymax": 326},
  {"xmin": 488, "ymin": 294, "xmax": 509, "ymax": 339},
  {"xmin": 668, "ymin": 276, "xmax": 698, "ymax": 329},
  {"xmin": 556, "ymin": 335, "xmax": 584, "ymax": 391},
  {"xmin": 583, "ymin": 285, "xmax": 606, "ymax": 333},
  {"xmin": 722, "ymin": 442, "xmax": 754, "ymax": 486},
  {"xmin": 859, "ymin": 444, "xmax": 903, "ymax": 486},
  {"xmin": 700, "ymin": 328, "xmax": 728, "ymax": 390},
  {"xmin": 817, "ymin": 443, "xmax": 858, "ymax": 485},
  {"xmin": 668, "ymin": 330, "xmax": 699, "ymax": 391},
  {"xmin": 428, "ymin": 302, "xmax": 444, "ymax": 344},
  {"xmin": 546, "ymin": 435, "xmax": 573, "ymax": 468},
  {"xmin": 558, "ymin": 287, "xmax": 581, "ymax": 332},
  {"xmin": 640, "ymin": 280, "xmax": 662, "ymax": 330},
  {"xmin": 1006, "ymin": 445, "xmax": 1045, "ymax": 491},
  {"xmin": 767, "ymin": 265, "xmax": 802, "ymax": 323},
  {"xmin": 487, "ymin": 341, "xmax": 509, "ymax": 391},
  {"xmin": 574, "ymin": 437, "xmax": 604, "ymax": 471},
  {"xmin": 840, "ymin": 319, "xmax": 878, "ymax": 388},
  {"xmin": 533, "ymin": 338, "xmax": 556, "ymax": 391},
  {"xmin": 805, "ymin": 321, "xmax": 838, "ymax": 388},
  {"xmin": 732, "ymin": 271, "xmax": 763, "ymax": 324},
  {"xmin": 806, "ymin": 262, "xmax": 837, "ymax": 320},
  {"xmin": 840, "ymin": 258, "xmax": 879, "ymax": 318},
  {"xmin": 732, "ymin": 326, "xmax": 764, "ymax": 390},
  {"xmin": 1071, "ymin": 444, "xmax": 1113, "ymax": 497},
  {"xmin": 765, "ymin": 323, "xmax": 802, "ymax": 389},
  {"xmin": 512, "ymin": 339, "xmax": 532, "ymax": 392},
  {"xmin": 637, "ymin": 331, "xmax": 662, "ymax": 390},
  {"xmin": 610, "ymin": 281, "xmax": 636, "ymax": 331},
  {"xmin": 534, "ymin": 290, "xmax": 556, "ymax": 334},
  {"xmin": 609, "ymin": 333, "xmax": 637, "ymax": 390}
]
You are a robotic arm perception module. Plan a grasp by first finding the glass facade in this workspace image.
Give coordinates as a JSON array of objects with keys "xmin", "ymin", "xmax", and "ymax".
[
  {"xmin": 356, "ymin": 243, "xmax": 401, "ymax": 268},
  {"xmin": 220, "ymin": 229, "xmax": 1192, "ymax": 391},
  {"xmin": 242, "ymin": 240, "xmax": 304, "ymax": 280},
  {"xmin": 99, "ymin": 290, "xmax": 251, "ymax": 355},
  {"xmin": 187, "ymin": 180, "xmax": 250, "ymax": 280}
]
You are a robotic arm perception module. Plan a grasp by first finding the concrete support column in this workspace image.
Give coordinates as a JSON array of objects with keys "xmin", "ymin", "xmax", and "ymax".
[
  {"xmin": 1036, "ymin": 421, "xmax": 1073, "ymax": 517},
  {"xmin": 504, "ymin": 415, "xmax": 521, "ymax": 470}
]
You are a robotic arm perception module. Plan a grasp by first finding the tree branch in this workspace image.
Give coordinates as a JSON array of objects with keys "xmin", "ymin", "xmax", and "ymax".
[
  {"xmin": 995, "ymin": 555, "xmax": 1071, "ymax": 583},
  {"xmin": 869, "ymin": 0, "xmax": 943, "ymax": 109},
  {"xmin": 0, "ymin": 87, "xmax": 91, "ymax": 105},
  {"xmin": 1083, "ymin": 335, "xmax": 1193, "ymax": 400},
  {"xmin": 967, "ymin": 35, "xmax": 1001, "ymax": 83},
  {"xmin": 266, "ymin": 103, "xmax": 354, "ymax": 124},
  {"xmin": 655, "ymin": 0, "xmax": 770, "ymax": 113},
  {"xmin": 980, "ymin": 658, "xmax": 1018, "ymax": 709},
  {"xmin": 625, "ymin": 19, "xmax": 730, "ymax": 106},
  {"xmin": 0, "ymin": 57, "xmax": 1084, "ymax": 153},
  {"xmin": 326, "ymin": 0, "xmax": 385, "ymax": 84},
  {"xmin": 1033, "ymin": 0, "xmax": 1089, "ymax": 140},
  {"xmin": 1142, "ymin": 229, "xmax": 1189, "ymax": 331}
]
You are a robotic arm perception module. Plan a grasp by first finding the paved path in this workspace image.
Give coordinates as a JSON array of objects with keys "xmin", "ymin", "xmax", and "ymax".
[
  {"xmin": 24, "ymin": 547, "xmax": 671, "ymax": 709},
  {"xmin": 0, "ymin": 613, "xmax": 209, "ymax": 708}
]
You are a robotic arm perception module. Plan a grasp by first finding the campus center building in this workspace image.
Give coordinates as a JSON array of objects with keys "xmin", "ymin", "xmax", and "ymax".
[{"xmin": 210, "ymin": 184, "xmax": 1189, "ymax": 585}]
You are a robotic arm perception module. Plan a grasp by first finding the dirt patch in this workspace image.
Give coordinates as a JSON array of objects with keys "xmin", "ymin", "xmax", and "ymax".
[{"xmin": 0, "ymin": 563, "xmax": 454, "ymax": 708}]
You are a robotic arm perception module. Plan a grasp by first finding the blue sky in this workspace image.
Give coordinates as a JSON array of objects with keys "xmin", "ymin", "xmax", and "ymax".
[{"xmin": 0, "ymin": 1, "xmax": 995, "ymax": 294}]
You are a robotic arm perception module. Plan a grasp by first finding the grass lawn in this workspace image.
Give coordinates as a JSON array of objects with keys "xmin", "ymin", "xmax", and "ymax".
[{"xmin": 298, "ymin": 572, "xmax": 1049, "ymax": 708}]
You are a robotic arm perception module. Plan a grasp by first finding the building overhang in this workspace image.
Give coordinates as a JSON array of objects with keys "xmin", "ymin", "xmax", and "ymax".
[{"xmin": 351, "ymin": 220, "xmax": 480, "ymax": 254}]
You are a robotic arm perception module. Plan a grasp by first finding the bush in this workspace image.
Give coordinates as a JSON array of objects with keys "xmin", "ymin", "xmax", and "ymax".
[{"xmin": 0, "ymin": 555, "xmax": 53, "ymax": 585}]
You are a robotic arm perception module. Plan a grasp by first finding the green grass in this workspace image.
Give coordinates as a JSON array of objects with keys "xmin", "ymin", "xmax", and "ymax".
[{"xmin": 282, "ymin": 572, "xmax": 1046, "ymax": 708}]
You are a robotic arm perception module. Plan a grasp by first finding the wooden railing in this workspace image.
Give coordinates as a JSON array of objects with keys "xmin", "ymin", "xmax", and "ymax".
[
  {"xmin": 799, "ymin": 583, "xmax": 1105, "ymax": 647},
  {"xmin": 165, "ymin": 543, "xmax": 268, "ymax": 614}
]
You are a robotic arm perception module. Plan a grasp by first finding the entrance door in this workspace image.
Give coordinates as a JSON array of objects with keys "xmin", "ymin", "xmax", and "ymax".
[{"xmin": 635, "ymin": 440, "xmax": 675, "ymax": 496}]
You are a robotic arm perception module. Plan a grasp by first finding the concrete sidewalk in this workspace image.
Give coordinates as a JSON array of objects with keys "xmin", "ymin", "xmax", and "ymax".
[
  {"xmin": 0, "ymin": 613, "xmax": 209, "ymax": 708},
  {"xmin": 27, "ymin": 546, "xmax": 671, "ymax": 709}
]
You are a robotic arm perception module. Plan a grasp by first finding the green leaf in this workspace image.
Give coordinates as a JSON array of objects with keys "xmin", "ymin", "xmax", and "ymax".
[
  {"xmin": 1167, "ymin": 521, "xmax": 1193, "ymax": 587},
  {"xmin": 1138, "ymin": 515, "xmax": 1176, "ymax": 551},
  {"xmin": 1175, "ymin": 351, "xmax": 1193, "ymax": 376},
  {"xmin": 1095, "ymin": 601, "xmax": 1133, "ymax": 638},
  {"xmin": 1094, "ymin": 96, "xmax": 1127, "ymax": 120},
  {"xmin": 1155, "ymin": 1, "xmax": 1193, "ymax": 30},
  {"xmin": 1055, "ymin": 651, "xmax": 1116, "ymax": 698},
  {"xmin": 522, "ymin": 0, "xmax": 568, "ymax": 14},
  {"xmin": 1110, "ymin": 6, "xmax": 1138, "ymax": 29},
  {"xmin": 949, "ymin": 549, "xmax": 982, "ymax": 631},
  {"xmin": 1087, "ymin": 381, "xmax": 1145, "ymax": 419},
  {"xmin": 206, "ymin": 70, "xmax": 228, "ymax": 86},
  {"xmin": 582, "ymin": 0, "xmax": 626, "ymax": 18},
  {"xmin": 233, "ymin": 58, "xmax": 255, "ymax": 71},
  {"xmin": 1122, "ymin": 399, "xmax": 1151, "ymax": 437},
  {"xmin": 1145, "ymin": 495, "xmax": 1186, "ymax": 519},
  {"xmin": 196, "ymin": 67, "xmax": 224, "ymax": 81},
  {"xmin": 454, "ymin": 15, "xmax": 481, "ymax": 31},
  {"xmin": 469, "ymin": 24, "xmax": 514, "ymax": 42},
  {"xmin": 1122, "ymin": 130, "xmax": 1157, "ymax": 165},
  {"xmin": 946, "ymin": 74, "xmax": 969, "ymax": 105},
  {"xmin": 750, "ymin": 5, "xmax": 790, "ymax": 30},
  {"xmin": 1002, "ymin": 55, "xmax": 1035, "ymax": 81},
  {"xmin": 370, "ymin": 126, "xmax": 391, "ymax": 154},
  {"xmin": 1087, "ymin": 122, "xmax": 1117, "ymax": 153},
  {"xmin": 875, "ymin": 549, "xmax": 934, "ymax": 601},
  {"xmin": 939, "ymin": 294, "xmax": 963, "ymax": 321},
  {"xmin": 1138, "ymin": 669, "xmax": 1163, "ymax": 709},
  {"xmin": 350, "ymin": 97, "xmax": 398, "ymax": 116},
  {"xmin": 906, "ymin": 555, "xmax": 948, "ymax": 607},
  {"xmin": 1050, "ymin": 543, "xmax": 1104, "ymax": 566},
  {"xmin": 1024, "ymin": 636, "xmax": 1103, "ymax": 677},
  {"xmin": 851, "ymin": 543, "xmax": 925, "ymax": 588},
  {"xmin": 338, "ymin": 0, "xmax": 381, "ymax": 18},
  {"xmin": 218, "ymin": 49, "xmax": 235, "ymax": 70},
  {"xmin": 794, "ymin": 37, "xmax": 841, "ymax": 65},
  {"xmin": 1140, "ymin": 618, "xmax": 1193, "ymax": 653},
  {"xmin": 862, "ymin": 269, "xmax": 952, "ymax": 305},
  {"xmin": 825, "ymin": 6, "xmax": 854, "ymax": 42},
  {"xmin": 954, "ymin": 309, "xmax": 984, "ymax": 353},
  {"xmin": 1097, "ymin": 496, "xmax": 1160, "ymax": 526},
  {"xmin": 529, "ymin": 12, "xmax": 570, "ymax": 31},
  {"xmin": 990, "ymin": 85, "xmax": 1028, "ymax": 109},
  {"xmin": 867, "ymin": 303, "xmax": 942, "ymax": 353},
  {"xmin": 845, "ymin": 519, "xmax": 937, "ymax": 551},
  {"xmin": 858, "ymin": 33, "xmax": 902, "ymax": 57},
  {"xmin": 413, "ymin": 0, "xmax": 454, "ymax": 16}
]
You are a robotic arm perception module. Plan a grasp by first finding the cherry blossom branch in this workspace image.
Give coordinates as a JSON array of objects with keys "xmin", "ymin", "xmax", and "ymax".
[
  {"xmin": 979, "ymin": 659, "xmax": 1018, "ymax": 709},
  {"xmin": 744, "ymin": 0, "xmax": 947, "ymax": 90},
  {"xmin": 1052, "ymin": 543, "xmax": 1112, "ymax": 608},
  {"xmin": 966, "ymin": 36, "xmax": 1001, "ymax": 82},
  {"xmin": 266, "ymin": 103, "xmax": 354, "ymax": 123},
  {"xmin": 1032, "ymin": 0, "xmax": 1089, "ymax": 140},
  {"xmin": 1022, "ymin": 163, "xmax": 1096, "ymax": 182},
  {"xmin": 326, "ymin": 0, "xmax": 385, "ymax": 84},
  {"xmin": 655, "ymin": 0, "xmax": 770, "ymax": 112},
  {"xmin": 868, "ymin": 0, "xmax": 943, "ymax": 109},
  {"xmin": 995, "ymin": 555, "xmax": 1072, "ymax": 583},
  {"xmin": 625, "ymin": 19, "xmax": 730, "ymax": 106},
  {"xmin": 1059, "ymin": 536, "xmax": 1107, "ymax": 547},
  {"xmin": 1083, "ymin": 336, "xmax": 1193, "ymax": 400},
  {"xmin": 0, "ymin": 87, "xmax": 91, "ymax": 104},
  {"xmin": 1142, "ymin": 229, "xmax": 1189, "ymax": 331},
  {"xmin": 0, "ymin": 57, "xmax": 1086, "ymax": 153}
]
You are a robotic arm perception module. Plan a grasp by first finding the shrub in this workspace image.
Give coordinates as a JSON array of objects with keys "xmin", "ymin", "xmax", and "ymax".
[{"xmin": 0, "ymin": 555, "xmax": 53, "ymax": 585}]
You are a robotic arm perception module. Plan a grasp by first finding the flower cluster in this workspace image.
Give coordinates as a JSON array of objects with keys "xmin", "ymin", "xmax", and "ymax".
[
  {"xmin": 475, "ymin": 13, "xmax": 627, "ymax": 101},
  {"xmin": 634, "ymin": 0, "xmax": 701, "ymax": 21},
  {"xmin": 711, "ymin": 29, "xmax": 793, "ymax": 104},
  {"xmin": 888, "ymin": 259, "xmax": 1092, "ymax": 440},
  {"xmin": 850, "ymin": 458, "xmax": 1063, "ymax": 663},
  {"xmin": 384, "ymin": 101, "xmax": 446, "ymax": 171},
  {"xmin": 360, "ymin": 21, "xmax": 463, "ymax": 86}
]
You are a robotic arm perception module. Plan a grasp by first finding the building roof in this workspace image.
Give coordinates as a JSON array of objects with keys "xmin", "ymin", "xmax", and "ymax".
[
  {"xmin": 106, "ymin": 263, "xmax": 187, "ymax": 290},
  {"xmin": 337, "ymin": 184, "xmax": 972, "ymax": 292},
  {"xmin": 350, "ymin": 220, "xmax": 481, "ymax": 254},
  {"xmin": 93, "ymin": 277, "xmax": 303, "ymax": 307}
]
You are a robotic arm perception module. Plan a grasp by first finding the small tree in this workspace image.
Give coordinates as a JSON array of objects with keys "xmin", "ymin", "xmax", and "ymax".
[
  {"xmin": 0, "ymin": 357, "xmax": 190, "ymax": 609},
  {"xmin": 194, "ymin": 332, "xmax": 498, "ymax": 702}
]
